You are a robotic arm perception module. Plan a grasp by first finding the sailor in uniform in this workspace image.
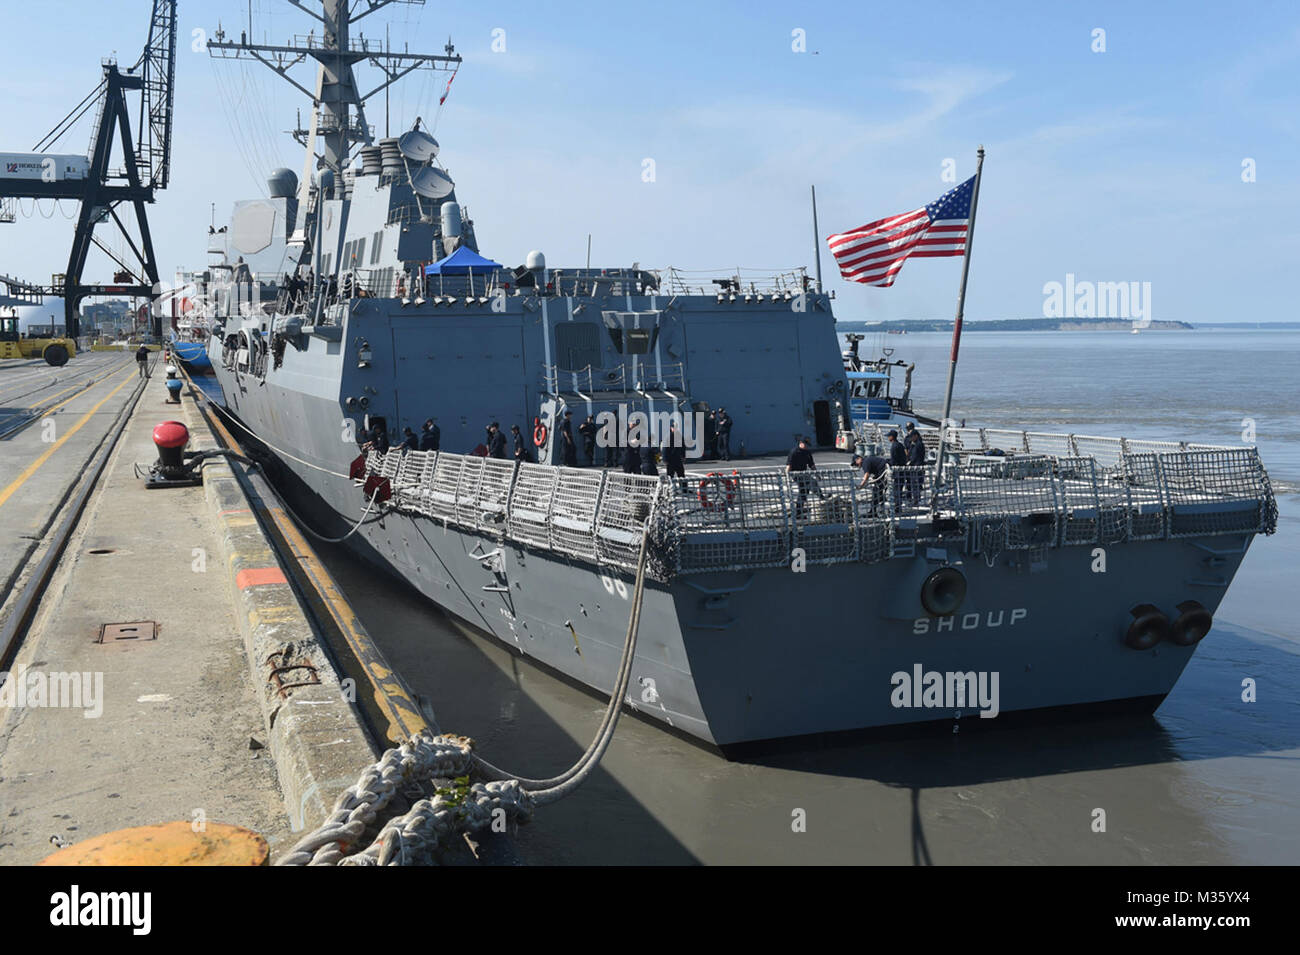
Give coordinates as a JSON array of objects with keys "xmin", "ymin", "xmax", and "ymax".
[
  {"xmin": 623, "ymin": 436, "xmax": 643, "ymax": 475},
  {"xmin": 560, "ymin": 411, "xmax": 578, "ymax": 467},
  {"xmin": 662, "ymin": 423, "xmax": 686, "ymax": 479},
  {"xmin": 887, "ymin": 429, "xmax": 908, "ymax": 509},
  {"xmin": 786, "ymin": 436, "xmax": 817, "ymax": 518},
  {"xmin": 852, "ymin": 452, "xmax": 889, "ymax": 515},
  {"xmin": 487, "ymin": 422, "xmax": 507, "ymax": 459},
  {"xmin": 419, "ymin": 418, "xmax": 440, "ymax": 451},
  {"xmin": 579, "ymin": 414, "xmax": 598, "ymax": 466},
  {"xmin": 904, "ymin": 422, "xmax": 926, "ymax": 503}
]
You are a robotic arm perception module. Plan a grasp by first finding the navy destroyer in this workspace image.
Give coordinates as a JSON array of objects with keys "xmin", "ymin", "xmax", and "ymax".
[{"xmin": 196, "ymin": 1, "xmax": 1276, "ymax": 751}]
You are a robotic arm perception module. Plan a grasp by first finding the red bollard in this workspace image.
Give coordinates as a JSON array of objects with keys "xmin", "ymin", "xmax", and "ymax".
[{"xmin": 152, "ymin": 420, "xmax": 189, "ymax": 473}]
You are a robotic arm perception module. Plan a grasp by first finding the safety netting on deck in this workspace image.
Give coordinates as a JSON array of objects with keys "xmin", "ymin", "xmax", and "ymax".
[{"xmin": 359, "ymin": 433, "xmax": 1276, "ymax": 579}]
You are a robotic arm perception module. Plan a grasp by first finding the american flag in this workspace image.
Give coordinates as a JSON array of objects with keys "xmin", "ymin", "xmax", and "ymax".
[{"xmin": 827, "ymin": 176, "xmax": 975, "ymax": 287}]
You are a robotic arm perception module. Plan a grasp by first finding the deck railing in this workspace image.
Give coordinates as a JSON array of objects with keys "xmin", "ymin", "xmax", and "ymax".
[
  {"xmin": 358, "ymin": 434, "xmax": 1276, "ymax": 579},
  {"xmin": 540, "ymin": 362, "xmax": 687, "ymax": 395}
]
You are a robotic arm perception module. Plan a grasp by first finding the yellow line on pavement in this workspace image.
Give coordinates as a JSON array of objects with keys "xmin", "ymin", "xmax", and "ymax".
[
  {"xmin": 0, "ymin": 362, "xmax": 126, "ymax": 425},
  {"xmin": 0, "ymin": 367, "xmax": 139, "ymax": 511}
]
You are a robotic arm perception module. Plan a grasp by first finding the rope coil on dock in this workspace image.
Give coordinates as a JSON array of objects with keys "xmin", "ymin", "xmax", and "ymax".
[{"xmin": 275, "ymin": 527, "xmax": 653, "ymax": 866}]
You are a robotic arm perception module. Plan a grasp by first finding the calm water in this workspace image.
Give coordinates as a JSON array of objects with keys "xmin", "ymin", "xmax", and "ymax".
[
  {"xmin": 281, "ymin": 329, "xmax": 1300, "ymax": 864},
  {"xmin": 868, "ymin": 329, "xmax": 1300, "ymax": 492}
]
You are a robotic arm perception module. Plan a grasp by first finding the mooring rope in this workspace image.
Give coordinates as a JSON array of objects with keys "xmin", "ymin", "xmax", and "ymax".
[
  {"xmin": 260, "ymin": 478, "xmax": 383, "ymax": 545},
  {"xmin": 473, "ymin": 527, "xmax": 651, "ymax": 797},
  {"xmin": 275, "ymin": 525, "xmax": 653, "ymax": 865}
]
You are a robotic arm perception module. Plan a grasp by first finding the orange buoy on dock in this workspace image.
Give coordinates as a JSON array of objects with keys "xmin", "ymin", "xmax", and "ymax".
[{"xmin": 38, "ymin": 822, "xmax": 269, "ymax": 866}]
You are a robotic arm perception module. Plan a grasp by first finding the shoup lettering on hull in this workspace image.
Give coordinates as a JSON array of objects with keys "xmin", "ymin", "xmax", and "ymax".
[{"xmin": 912, "ymin": 608, "xmax": 1027, "ymax": 635}]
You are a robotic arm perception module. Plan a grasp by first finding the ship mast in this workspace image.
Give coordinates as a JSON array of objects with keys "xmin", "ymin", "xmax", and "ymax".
[{"xmin": 207, "ymin": 0, "xmax": 459, "ymax": 251}]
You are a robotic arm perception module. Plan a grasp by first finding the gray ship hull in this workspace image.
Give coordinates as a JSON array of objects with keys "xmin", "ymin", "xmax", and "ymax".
[{"xmin": 208, "ymin": 347, "xmax": 1256, "ymax": 748}]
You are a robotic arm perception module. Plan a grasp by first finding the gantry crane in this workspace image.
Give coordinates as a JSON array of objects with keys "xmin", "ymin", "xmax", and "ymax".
[{"xmin": 0, "ymin": 1, "xmax": 177, "ymax": 341}]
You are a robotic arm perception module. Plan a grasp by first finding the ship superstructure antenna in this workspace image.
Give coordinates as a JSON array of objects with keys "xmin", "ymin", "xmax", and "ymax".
[{"xmin": 206, "ymin": 0, "xmax": 460, "ymax": 255}]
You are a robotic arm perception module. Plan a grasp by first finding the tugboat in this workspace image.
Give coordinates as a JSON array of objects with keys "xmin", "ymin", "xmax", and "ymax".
[
  {"xmin": 839, "ymin": 333, "xmax": 939, "ymax": 443},
  {"xmin": 198, "ymin": 0, "xmax": 1276, "ymax": 751}
]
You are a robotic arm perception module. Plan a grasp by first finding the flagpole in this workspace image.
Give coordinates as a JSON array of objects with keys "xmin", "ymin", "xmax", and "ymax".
[
  {"xmin": 811, "ymin": 185, "xmax": 823, "ymax": 291},
  {"xmin": 931, "ymin": 145, "xmax": 985, "ymax": 495}
]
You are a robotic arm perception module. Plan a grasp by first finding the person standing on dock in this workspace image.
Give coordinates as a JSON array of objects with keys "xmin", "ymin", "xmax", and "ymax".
[
  {"xmin": 787, "ymin": 436, "xmax": 818, "ymax": 518},
  {"xmin": 135, "ymin": 344, "xmax": 150, "ymax": 378},
  {"xmin": 420, "ymin": 418, "xmax": 440, "ymax": 451},
  {"xmin": 579, "ymin": 414, "xmax": 598, "ymax": 466},
  {"xmin": 560, "ymin": 410, "xmax": 578, "ymax": 467}
]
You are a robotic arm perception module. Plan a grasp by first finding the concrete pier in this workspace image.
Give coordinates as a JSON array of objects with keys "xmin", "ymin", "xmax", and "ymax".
[{"xmin": 0, "ymin": 354, "xmax": 376, "ymax": 863}]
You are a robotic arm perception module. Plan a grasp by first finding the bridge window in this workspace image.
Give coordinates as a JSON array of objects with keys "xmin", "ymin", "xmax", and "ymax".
[{"xmin": 623, "ymin": 328, "xmax": 654, "ymax": 354}]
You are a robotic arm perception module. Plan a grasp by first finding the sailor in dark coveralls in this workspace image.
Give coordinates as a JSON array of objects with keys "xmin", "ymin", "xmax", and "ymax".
[
  {"xmin": 369, "ymin": 422, "xmax": 389, "ymax": 453},
  {"xmin": 511, "ymin": 424, "xmax": 528, "ymax": 462},
  {"xmin": 579, "ymin": 414, "xmax": 598, "ymax": 466},
  {"xmin": 401, "ymin": 427, "xmax": 419, "ymax": 450},
  {"xmin": 623, "ymin": 437, "xmax": 643, "ymax": 474},
  {"xmin": 852, "ymin": 452, "xmax": 889, "ymax": 515},
  {"xmin": 639, "ymin": 441, "xmax": 659, "ymax": 476},
  {"xmin": 786, "ymin": 436, "xmax": 817, "ymax": 518},
  {"xmin": 715, "ymin": 407, "xmax": 733, "ymax": 461},
  {"xmin": 487, "ymin": 422, "xmax": 507, "ymax": 459},
  {"xmin": 904, "ymin": 422, "xmax": 926, "ymax": 503},
  {"xmin": 887, "ymin": 429, "xmax": 908, "ymax": 510},
  {"xmin": 420, "ymin": 418, "xmax": 440, "ymax": 451},
  {"xmin": 662, "ymin": 422, "xmax": 686, "ymax": 480},
  {"xmin": 560, "ymin": 410, "xmax": 578, "ymax": 467},
  {"xmin": 603, "ymin": 422, "xmax": 620, "ymax": 469}
]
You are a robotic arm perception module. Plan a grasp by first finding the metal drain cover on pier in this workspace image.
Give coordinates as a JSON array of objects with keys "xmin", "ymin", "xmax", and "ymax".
[{"xmin": 97, "ymin": 621, "xmax": 158, "ymax": 644}]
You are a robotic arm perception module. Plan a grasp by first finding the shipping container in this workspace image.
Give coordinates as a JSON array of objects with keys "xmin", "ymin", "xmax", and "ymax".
[{"xmin": 0, "ymin": 153, "xmax": 90, "ymax": 181}]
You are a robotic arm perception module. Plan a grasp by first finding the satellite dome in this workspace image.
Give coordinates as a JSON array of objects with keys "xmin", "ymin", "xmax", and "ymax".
[
  {"xmin": 525, "ymin": 250, "xmax": 546, "ymax": 271},
  {"xmin": 267, "ymin": 168, "xmax": 298, "ymax": 198}
]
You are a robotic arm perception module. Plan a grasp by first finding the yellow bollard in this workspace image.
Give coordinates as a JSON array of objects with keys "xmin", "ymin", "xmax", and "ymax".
[{"xmin": 37, "ymin": 822, "xmax": 269, "ymax": 866}]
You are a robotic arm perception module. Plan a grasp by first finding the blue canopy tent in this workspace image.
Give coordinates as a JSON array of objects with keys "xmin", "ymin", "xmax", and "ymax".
[{"xmin": 423, "ymin": 247, "xmax": 503, "ymax": 274}]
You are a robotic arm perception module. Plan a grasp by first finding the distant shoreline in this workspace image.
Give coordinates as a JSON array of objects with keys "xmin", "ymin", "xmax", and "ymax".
[{"xmin": 836, "ymin": 319, "xmax": 1300, "ymax": 332}]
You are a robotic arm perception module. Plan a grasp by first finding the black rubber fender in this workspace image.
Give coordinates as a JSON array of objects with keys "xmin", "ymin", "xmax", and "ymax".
[
  {"xmin": 1169, "ymin": 600, "xmax": 1213, "ymax": 647},
  {"xmin": 920, "ymin": 566, "xmax": 967, "ymax": 617},
  {"xmin": 1124, "ymin": 603, "xmax": 1169, "ymax": 650}
]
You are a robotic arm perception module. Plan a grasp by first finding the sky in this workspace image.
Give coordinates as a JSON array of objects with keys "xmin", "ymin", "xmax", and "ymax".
[{"xmin": 1, "ymin": 0, "xmax": 1298, "ymax": 325}]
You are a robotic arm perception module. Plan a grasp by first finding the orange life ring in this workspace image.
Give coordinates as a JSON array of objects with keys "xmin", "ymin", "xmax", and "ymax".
[
  {"xmin": 533, "ymin": 416, "xmax": 548, "ymax": 447},
  {"xmin": 698, "ymin": 471, "xmax": 738, "ymax": 510}
]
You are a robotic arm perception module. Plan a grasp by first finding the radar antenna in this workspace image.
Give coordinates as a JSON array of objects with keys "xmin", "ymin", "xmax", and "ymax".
[{"xmin": 206, "ymin": 0, "xmax": 461, "ymax": 254}]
